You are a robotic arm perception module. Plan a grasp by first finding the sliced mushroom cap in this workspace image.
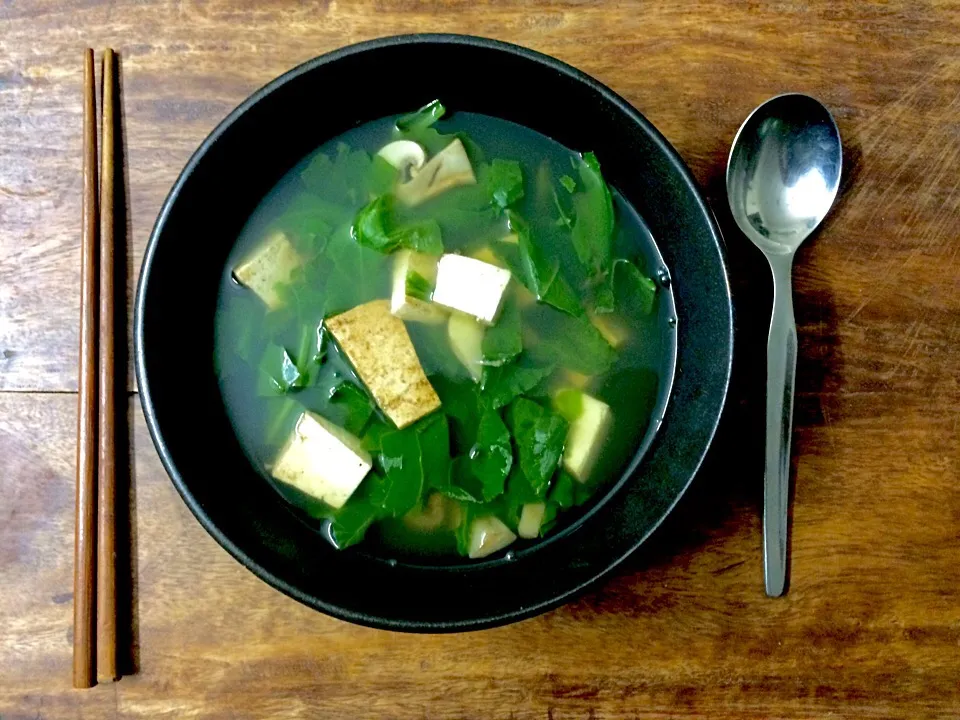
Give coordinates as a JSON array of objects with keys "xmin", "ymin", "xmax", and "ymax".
[
  {"xmin": 376, "ymin": 140, "xmax": 426, "ymax": 174},
  {"xmin": 395, "ymin": 138, "xmax": 477, "ymax": 207}
]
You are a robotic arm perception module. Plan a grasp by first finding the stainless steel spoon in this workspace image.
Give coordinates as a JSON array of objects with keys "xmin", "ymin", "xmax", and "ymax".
[{"xmin": 726, "ymin": 94, "xmax": 842, "ymax": 597}]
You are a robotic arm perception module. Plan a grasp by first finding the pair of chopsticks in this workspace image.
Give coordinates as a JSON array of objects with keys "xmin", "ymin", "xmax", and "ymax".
[{"xmin": 75, "ymin": 47, "xmax": 119, "ymax": 690}]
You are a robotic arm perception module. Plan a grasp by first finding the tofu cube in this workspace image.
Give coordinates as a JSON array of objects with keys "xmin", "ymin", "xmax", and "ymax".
[
  {"xmin": 271, "ymin": 411, "xmax": 372, "ymax": 509},
  {"xmin": 233, "ymin": 230, "xmax": 301, "ymax": 310},
  {"xmin": 562, "ymin": 391, "xmax": 613, "ymax": 482},
  {"xmin": 390, "ymin": 250, "xmax": 447, "ymax": 325},
  {"xmin": 468, "ymin": 516, "xmax": 517, "ymax": 559},
  {"xmin": 325, "ymin": 300, "xmax": 441, "ymax": 429},
  {"xmin": 447, "ymin": 311, "xmax": 485, "ymax": 382},
  {"xmin": 432, "ymin": 254, "xmax": 512, "ymax": 325},
  {"xmin": 517, "ymin": 502, "xmax": 547, "ymax": 539}
]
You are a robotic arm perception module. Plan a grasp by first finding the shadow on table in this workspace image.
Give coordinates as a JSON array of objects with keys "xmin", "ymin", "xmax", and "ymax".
[
  {"xmin": 112, "ymin": 50, "xmax": 140, "ymax": 677},
  {"xmin": 600, "ymin": 139, "xmax": 851, "ymax": 595}
]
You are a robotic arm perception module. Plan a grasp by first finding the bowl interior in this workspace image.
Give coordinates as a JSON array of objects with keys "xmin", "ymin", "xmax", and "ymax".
[{"xmin": 136, "ymin": 35, "xmax": 732, "ymax": 631}]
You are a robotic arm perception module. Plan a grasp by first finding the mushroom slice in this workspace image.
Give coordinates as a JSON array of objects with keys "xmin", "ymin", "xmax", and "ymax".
[
  {"xmin": 395, "ymin": 138, "xmax": 477, "ymax": 207},
  {"xmin": 376, "ymin": 140, "xmax": 426, "ymax": 175}
]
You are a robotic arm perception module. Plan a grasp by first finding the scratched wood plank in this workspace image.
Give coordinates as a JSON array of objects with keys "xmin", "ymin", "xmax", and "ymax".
[
  {"xmin": 0, "ymin": 388, "xmax": 957, "ymax": 719},
  {"xmin": 0, "ymin": 0, "xmax": 958, "ymax": 718}
]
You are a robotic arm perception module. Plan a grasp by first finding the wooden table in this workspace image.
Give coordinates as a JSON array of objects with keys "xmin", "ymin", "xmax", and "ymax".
[{"xmin": 2, "ymin": 2, "xmax": 959, "ymax": 717}]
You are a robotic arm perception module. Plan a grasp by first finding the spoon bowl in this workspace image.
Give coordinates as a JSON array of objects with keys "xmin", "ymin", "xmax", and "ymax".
[
  {"xmin": 727, "ymin": 94, "xmax": 842, "ymax": 255},
  {"xmin": 726, "ymin": 93, "xmax": 842, "ymax": 597}
]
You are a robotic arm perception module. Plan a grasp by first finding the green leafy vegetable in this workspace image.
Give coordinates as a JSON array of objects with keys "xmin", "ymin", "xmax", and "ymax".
[
  {"xmin": 559, "ymin": 174, "xmax": 577, "ymax": 193},
  {"xmin": 389, "ymin": 219, "xmax": 444, "ymax": 255},
  {"xmin": 506, "ymin": 398, "xmax": 568, "ymax": 495},
  {"xmin": 405, "ymin": 271, "xmax": 432, "ymax": 302},
  {"xmin": 481, "ymin": 299, "xmax": 522, "ymax": 366},
  {"xmin": 480, "ymin": 360, "xmax": 555, "ymax": 410},
  {"xmin": 469, "ymin": 409, "xmax": 514, "ymax": 501},
  {"xmin": 373, "ymin": 428, "xmax": 425, "ymax": 517},
  {"xmin": 396, "ymin": 100, "xmax": 446, "ymax": 133},
  {"xmin": 507, "ymin": 211, "xmax": 583, "ymax": 317},
  {"xmin": 571, "ymin": 152, "xmax": 614, "ymax": 278},
  {"xmin": 530, "ymin": 311, "xmax": 616, "ymax": 376},
  {"xmin": 330, "ymin": 382, "xmax": 375, "ymax": 436},
  {"xmin": 417, "ymin": 414, "xmax": 451, "ymax": 491},
  {"xmin": 352, "ymin": 197, "xmax": 445, "ymax": 255},
  {"xmin": 481, "ymin": 159, "xmax": 524, "ymax": 211},
  {"xmin": 257, "ymin": 342, "xmax": 308, "ymax": 395},
  {"xmin": 594, "ymin": 258, "xmax": 658, "ymax": 316}
]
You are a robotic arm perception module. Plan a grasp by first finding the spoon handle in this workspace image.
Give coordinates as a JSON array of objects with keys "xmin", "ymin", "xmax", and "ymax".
[{"xmin": 764, "ymin": 254, "xmax": 797, "ymax": 597}]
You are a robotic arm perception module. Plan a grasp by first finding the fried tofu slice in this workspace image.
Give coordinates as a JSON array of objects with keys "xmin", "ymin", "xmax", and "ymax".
[
  {"xmin": 395, "ymin": 139, "xmax": 477, "ymax": 207},
  {"xmin": 233, "ymin": 230, "xmax": 301, "ymax": 310},
  {"xmin": 325, "ymin": 299, "xmax": 441, "ymax": 429},
  {"xmin": 271, "ymin": 411, "xmax": 372, "ymax": 509}
]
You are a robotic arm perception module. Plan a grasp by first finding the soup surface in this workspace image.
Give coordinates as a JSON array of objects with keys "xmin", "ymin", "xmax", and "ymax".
[{"xmin": 214, "ymin": 102, "xmax": 676, "ymax": 560}]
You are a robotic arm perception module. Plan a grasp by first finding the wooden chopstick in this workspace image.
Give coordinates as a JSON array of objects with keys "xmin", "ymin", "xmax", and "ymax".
[
  {"xmin": 97, "ymin": 47, "xmax": 118, "ymax": 683},
  {"xmin": 74, "ymin": 47, "xmax": 99, "ymax": 690}
]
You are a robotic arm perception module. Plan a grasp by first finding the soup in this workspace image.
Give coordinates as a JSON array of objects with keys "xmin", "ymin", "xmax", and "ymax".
[{"xmin": 214, "ymin": 101, "xmax": 676, "ymax": 560}]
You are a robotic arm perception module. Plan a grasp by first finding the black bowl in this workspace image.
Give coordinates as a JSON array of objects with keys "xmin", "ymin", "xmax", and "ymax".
[{"xmin": 135, "ymin": 34, "xmax": 733, "ymax": 631}]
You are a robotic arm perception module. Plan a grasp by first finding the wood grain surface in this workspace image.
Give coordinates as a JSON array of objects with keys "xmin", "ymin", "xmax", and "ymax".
[{"xmin": 1, "ymin": 1, "xmax": 959, "ymax": 718}]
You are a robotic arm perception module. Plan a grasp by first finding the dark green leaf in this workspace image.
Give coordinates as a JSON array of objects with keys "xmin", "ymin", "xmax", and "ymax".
[
  {"xmin": 481, "ymin": 159, "xmax": 524, "ymax": 210},
  {"xmin": 571, "ymin": 152, "xmax": 614, "ymax": 277},
  {"xmin": 257, "ymin": 342, "xmax": 307, "ymax": 395},
  {"xmin": 559, "ymin": 174, "xmax": 577, "ymax": 193},
  {"xmin": 389, "ymin": 219, "xmax": 444, "ymax": 255},
  {"xmin": 480, "ymin": 360, "xmax": 555, "ymax": 410},
  {"xmin": 416, "ymin": 414, "xmax": 451, "ymax": 491},
  {"xmin": 264, "ymin": 397, "xmax": 301, "ymax": 447},
  {"xmin": 506, "ymin": 398, "xmax": 568, "ymax": 495},
  {"xmin": 405, "ymin": 271, "xmax": 432, "ymax": 302},
  {"xmin": 396, "ymin": 100, "xmax": 446, "ymax": 133},
  {"xmin": 352, "ymin": 196, "xmax": 397, "ymax": 253},
  {"xmin": 614, "ymin": 259, "xmax": 658, "ymax": 316},
  {"xmin": 529, "ymin": 310, "xmax": 616, "ymax": 376},
  {"xmin": 445, "ymin": 457, "xmax": 485, "ymax": 503},
  {"xmin": 330, "ymin": 382, "xmax": 375, "ymax": 436},
  {"xmin": 469, "ymin": 409, "xmax": 513, "ymax": 501},
  {"xmin": 548, "ymin": 469, "xmax": 578, "ymax": 508},
  {"xmin": 507, "ymin": 211, "xmax": 583, "ymax": 317},
  {"xmin": 481, "ymin": 299, "xmax": 522, "ymax": 366},
  {"xmin": 373, "ymin": 428, "xmax": 425, "ymax": 517}
]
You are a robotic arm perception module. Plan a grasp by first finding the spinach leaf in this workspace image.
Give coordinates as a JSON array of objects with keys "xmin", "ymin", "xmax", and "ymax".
[
  {"xmin": 352, "ymin": 196, "xmax": 445, "ymax": 255},
  {"xmin": 330, "ymin": 498, "xmax": 380, "ymax": 549},
  {"xmin": 396, "ymin": 99, "xmax": 446, "ymax": 133},
  {"xmin": 507, "ymin": 211, "xmax": 583, "ymax": 317},
  {"xmin": 389, "ymin": 219, "xmax": 444, "ymax": 255},
  {"xmin": 301, "ymin": 144, "xmax": 374, "ymax": 208},
  {"xmin": 469, "ymin": 409, "xmax": 513, "ymax": 501},
  {"xmin": 351, "ymin": 196, "xmax": 395, "ymax": 252},
  {"xmin": 257, "ymin": 342, "xmax": 308, "ymax": 395},
  {"xmin": 373, "ymin": 428, "xmax": 425, "ymax": 517},
  {"xmin": 571, "ymin": 152, "xmax": 615, "ymax": 278},
  {"xmin": 529, "ymin": 310, "xmax": 616, "ymax": 376},
  {"xmin": 405, "ymin": 271, "xmax": 432, "ymax": 301},
  {"xmin": 330, "ymin": 381, "xmax": 375, "ymax": 436},
  {"xmin": 481, "ymin": 299, "xmax": 522, "ymax": 367},
  {"xmin": 506, "ymin": 398, "xmax": 568, "ymax": 495},
  {"xmin": 594, "ymin": 258, "xmax": 658, "ymax": 316},
  {"xmin": 481, "ymin": 159, "xmax": 524, "ymax": 211},
  {"xmin": 480, "ymin": 359, "xmax": 555, "ymax": 410},
  {"xmin": 417, "ymin": 414, "xmax": 451, "ymax": 491}
]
